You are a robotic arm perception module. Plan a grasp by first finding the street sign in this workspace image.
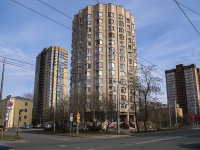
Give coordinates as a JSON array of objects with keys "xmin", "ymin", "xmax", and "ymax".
[
  {"xmin": 77, "ymin": 119, "xmax": 80, "ymax": 124},
  {"xmin": 7, "ymin": 102, "xmax": 13, "ymax": 107},
  {"xmin": 76, "ymin": 112, "xmax": 80, "ymax": 117},
  {"xmin": 70, "ymin": 113, "xmax": 73, "ymax": 117},
  {"xmin": 70, "ymin": 117, "xmax": 73, "ymax": 121}
]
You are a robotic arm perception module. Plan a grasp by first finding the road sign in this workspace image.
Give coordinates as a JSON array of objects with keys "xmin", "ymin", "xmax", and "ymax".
[
  {"xmin": 70, "ymin": 113, "xmax": 73, "ymax": 117},
  {"xmin": 7, "ymin": 102, "xmax": 13, "ymax": 107},
  {"xmin": 70, "ymin": 117, "xmax": 73, "ymax": 121},
  {"xmin": 77, "ymin": 119, "xmax": 80, "ymax": 124},
  {"xmin": 77, "ymin": 112, "xmax": 80, "ymax": 117}
]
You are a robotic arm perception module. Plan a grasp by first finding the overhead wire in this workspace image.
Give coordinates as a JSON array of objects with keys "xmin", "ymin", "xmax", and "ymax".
[
  {"xmin": 36, "ymin": 0, "xmax": 166, "ymax": 77},
  {"xmin": 173, "ymin": 0, "xmax": 200, "ymax": 36}
]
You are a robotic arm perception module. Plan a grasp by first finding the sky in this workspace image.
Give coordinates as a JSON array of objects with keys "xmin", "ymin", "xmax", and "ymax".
[{"xmin": 0, "ymin": 0, "xmax": 200, "ymax": 103}]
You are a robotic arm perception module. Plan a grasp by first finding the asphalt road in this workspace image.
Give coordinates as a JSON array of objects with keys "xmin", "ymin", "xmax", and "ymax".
[{"xmin": 2, "ymin": 128, "xmax": 200, "ymax": 150}]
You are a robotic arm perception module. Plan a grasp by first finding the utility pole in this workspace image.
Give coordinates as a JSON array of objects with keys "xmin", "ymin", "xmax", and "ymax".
[{"xmin": 0, "ymin": 57, "xmax": 5, "ymax": 101}]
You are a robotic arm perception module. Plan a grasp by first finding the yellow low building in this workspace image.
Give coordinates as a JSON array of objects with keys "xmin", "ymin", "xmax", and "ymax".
[{"xmin": 0, "ymin": 96, "xmax": 33, "ymax": 128}]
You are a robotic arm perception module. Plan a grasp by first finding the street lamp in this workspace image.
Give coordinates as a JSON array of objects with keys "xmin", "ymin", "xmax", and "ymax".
[
  {"xmin": 16, "ymin": 109, "xmax": 25, "ymax": 137},
  {"xmin": 116, "ymin": 84, "xmax": 120, "ymax": 134}
]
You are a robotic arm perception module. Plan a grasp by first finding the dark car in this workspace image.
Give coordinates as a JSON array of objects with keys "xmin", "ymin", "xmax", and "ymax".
[
  {"xmin": 0, "ymin": 144, "xmax": 15, "ymax": 150},
  {"xmin": 43, "ymin": 122, "xmax": 53, "ymax": 130}
]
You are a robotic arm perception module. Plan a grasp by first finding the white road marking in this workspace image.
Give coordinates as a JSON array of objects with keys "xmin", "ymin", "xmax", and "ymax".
[
  {"xmin": 59, "ymin": 145, "xmax": 66, "ymax": 147},
  {"xmin": 136, "ymin": 133, "xmax": 200, "ymax": 145}
]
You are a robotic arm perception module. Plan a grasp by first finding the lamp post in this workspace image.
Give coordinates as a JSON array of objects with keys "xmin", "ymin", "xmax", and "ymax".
[
  {"xmin": 16, "ymin": 109, "xmax": 25, "ymax": 137},
  {"xmin": 175, "ymin": 100, "xmax": 178, "ymax": 130}
]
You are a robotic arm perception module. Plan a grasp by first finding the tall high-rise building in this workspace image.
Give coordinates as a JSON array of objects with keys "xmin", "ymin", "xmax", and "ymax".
[
  {"xmin": 165, "ymin": 64, "xmax": 200, "ymax": 115},
  {"xmin": 70, "ymin": 3, "xmax": 137, "ymax": 122},
  {"xmin": 33, "ymin": 46, "xmax": 68, "ymax": 123}
]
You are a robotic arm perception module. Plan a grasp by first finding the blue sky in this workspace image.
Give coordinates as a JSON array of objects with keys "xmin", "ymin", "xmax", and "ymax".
[{"xmin": 0, "ymin": 0, "xmax": 200, "ymax": 103}]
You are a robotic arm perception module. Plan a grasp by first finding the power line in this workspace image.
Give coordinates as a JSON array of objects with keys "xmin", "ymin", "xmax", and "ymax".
[
  {"xmin": 173, "ymin": 0, "xmax": 200, "ymax": 36},
  {"xmin": 11, "ymin": 0, "xmax": 166, "ymax": 77},
  {"xmin": 37, "ymin": 1, "xmax": 166, "ymax": 75},
  {"xmin": 175, "ymin": 1, "xmax": 200, "ymax": 16},
  {"xmin": 0, "ymin": 56, "xmax": 35, "ymax": 66},
  {"xmin": 37, "ymin": 0, "xmax": 73, "ymax": 20},
  {"xmin": 11, "ymin": 0, "xmax": 72, "ymax": 30}
]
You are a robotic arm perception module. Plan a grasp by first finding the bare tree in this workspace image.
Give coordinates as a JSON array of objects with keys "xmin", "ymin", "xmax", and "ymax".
[
  {"xmin": 22, "ymin": 91, "xmax": 34, "ymax": 100},
  {"xmin": 139, "ymin": 64, "xmax": 163, "ymax": 132},
  {"xmin": 129, "ymin": 74, "xmax": 140, "ymax": 132}
]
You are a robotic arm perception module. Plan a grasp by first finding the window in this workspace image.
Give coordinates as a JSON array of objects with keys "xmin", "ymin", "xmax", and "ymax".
[
  {"xmin": 97, "ymin": 26, "xmax": 103, "ymax": 30},
  {"xmin": 128, "ymin": 38, "xmax": 131, "ymax": 43},
  {"xmin": 85, "ymin": 79, "xmax": 91, "ymax": 85},
  {"xmin": 86, "ymin": 21, "xmax": 91, "ymax": 25},
  {"xmin": 109, "ymin": 86, "xmax": 116, "ymax": 92},
  {"xmin": 79, "ymin": 24, "xmax": 82, "ymax": 29},
  {"xmin": 119, "ymin": 21, "xmax": 124, "ymax": 26},
  {"xmin": 119, "ymin": 41, "xmax": 124, "ymax": 47},
  {"xmin": 120, "ymin": 64, "xmax": 125, "ymax": 68},
  {"xmin": 119, "ymin": 34, "xmax": 124, "ymax": 40},
  {"xmin": 121, "ymin": 87, "xmax": 126, "ymax": 93},
  {"xmin": 109, "ymin": 95, "xmax": 116, "ymax": 100},
  {"xmin": 96, "ymin": 32, "xmax": 103, "ymax": 38},
  {"xmin": 120, "ymin": 71, "xmax": 125, "ymax": 76},
  {"xmin": 120, "ymin": 79, "xmax": 126, "ymax": 84},
  {"xmin": 119, "ymin": 28, "xmax": 124, "ymax": 33},
  {"xmin": 97, "ymin": 12, "xmax": 103, "ymax": 17},
  {"xmin": 25, "ymin": 102, "xmax": 28, "ymax": 106},
  {"xmin": 108, "ymin": 26, "xmax": 114, "ymax": 31},
  {"xmin": 86, "ymin": 48, "xmax": 91, "ymax": 53},
  {"xmin": 86, "ymin": 27, "xmax": 91, "ymax": 32},
  {"xmin": 127, "ymin": 31, "xmax": 131, "ymax": 36},
  {"xmin": 109, "ymin": 78, "xmax": 116, "ymax": 84},
  {"xmin": 85, "ymin": 64, "xmax": 91, "ymax": 69},
  {"xmin": 79, "ymin": 31, "xmax": 82, "ymax": 35},
  {"xmin": 129, "ymin": 59, "xmax": 132, "ymax": 64},
  {"xmin": 129, "ymin": 66, "xmax": 133, "ymax": 71},
  {"xmin": 96, "ymin": 40, "xmax": 103, "ymax": 45},
  {"xmin": 108, "ymin": 47, "xmax": 115, "ymax": 53},
  {"xmin": 109, "ymin": 54, "xmax": 115, "ymax": 59},
  {"xmin": 75, "ymin": 66, "xmax": 81, "ymax": 71},
  {"xmin": 86, "ymin": 14, "xmax": 92, "ymax": 18},
  {"xmin": 127, "ymin": 18, "xmax": 130, "ymax": 23},
  {"xmin": 108, "ymin": 19, "xmax": 114, "ymax": 24},
  {"xmin": 24, "ymin": 115, "xmax": 27, "ymax": 119},
  {"xmin": 109, "ymin": 70, "xmax": 115, "ymax": 75},
  {"xmin": 78, "ymin": 59, "xmax": 81, "ymax": 63},
  {"xmin": 108, "ymin": 39, "xmax": 115, "ymax": 45},
  {"xmin": 96, "ymin": 62, "xmax": 103, "ymax": 68},
  {"xmin": 121, "ymin": 103, "xmax": 126, "ymax": 109},
  {"xmin": 96, "ymin": 70, "xmax": 103, "ymax": 76},
  {"xmin": 96, "ymin": 78, "xmax": 103, "ymax": 84},
  {"xmin": 78, "ymin": 37, "xmax": 82, "ymax": 42},
  {"xmin": 79, "ymin": 18, "xmax": 82, "ymax": 22},
  {"xmin": 86, "ymin": 71, "xmax": 91, "ymax": 76},
  {"xmin": 78, "ymin": 51, "xmax": 82, "ymax": 56},
  {"xmin": 109, "ymin": 62, "xmax": 115, "ymax": 68},
  {"xmin": 108, "ymin": 32, "xmax": 115, "ymax": 38},
  {"xmin": 96, "ymin": 54, "xmax": 103, "ymax": 60},
  {"xmin": 96, "ymin": 47, "xmax": 103, "ymax": 52},
  {"xmin": 77, "ymin": 73, "xmax": 81, "ymax": 78},
  {"xmin": 120, "ymin": 49, "xmax": 125, "ymax": 54},
  {"xmin": 108, "ymin": 12, "xmax": 114, "ymax": 17},
  {"xmin": 86, "ymin": 41, "xmax": 92, "ymax": 46},
  {"xmin": 121, "ymin": 95, "xmax": 126, "ymax": 100},
  {"xmin": 127, "ymin": 25, "xmax": 130, "ymax": 30},
  {"xmin": 96, "ymin": 86, "xmax": 103, "ymax": 92},
  {"xmin": 86, "ymin": 56, "xmax": 91, "ymax": 61},
  {"xmin": 86, "ymin": 34, "xmax": 91, "ymax": 38},
  {"xmin": 118, "ymin": 14, "xmax": 123, "ymax": 19},
  {"xmin": 97, "ymin": 19, "xmax": 103, "ymax": 24},
  {"xmin": 86, "ymin": 87, "xmax": 91, "ymax": 92},
  {"xmin": 128, "ymin": 45, "xmax": 132, "ymax": 49}
]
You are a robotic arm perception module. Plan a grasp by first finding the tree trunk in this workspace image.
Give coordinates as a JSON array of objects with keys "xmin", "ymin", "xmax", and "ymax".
[{"xmin": 144, "ymin": 95, "xmax": 148, "ymax": 132}]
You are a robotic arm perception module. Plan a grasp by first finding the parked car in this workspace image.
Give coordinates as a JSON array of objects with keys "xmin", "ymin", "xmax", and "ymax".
[
  {"xmin": 33, "ymin": 123, "xmax": 42, "ymax": 128},
  {"xmin": 0, "ymin": 144, "xmax": 15, "ymax": 150},
  {"xmin": 24, "ymin": 124, "xmax": 33, "ymax": 129},
  {"xmin": 43, "ymin": 122, "xmax": 53, "ymax": 130}
]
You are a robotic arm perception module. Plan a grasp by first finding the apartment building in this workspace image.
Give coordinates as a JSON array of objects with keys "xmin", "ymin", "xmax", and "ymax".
[
  {"xmin": 33, "ymin": 46, "xmax": 68, "ymax": 124},
  {"xmin": 166, "ymin": 64, "xmax": 200, "ymax": 115},
  {"xmin": 0, "ymin": 96, "xmax": 32, "ymax": 128},
  {"xmin": 70, "ymin": 3, "xmax": 137, "ymax": 122}
]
